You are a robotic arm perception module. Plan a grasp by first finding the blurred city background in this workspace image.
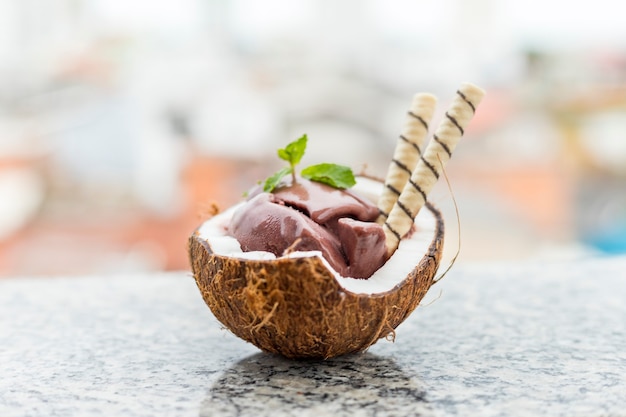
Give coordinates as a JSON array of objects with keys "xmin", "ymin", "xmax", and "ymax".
[{"xmin": 1, "ymin": 0, "xmax": 625, "ymax": 277}]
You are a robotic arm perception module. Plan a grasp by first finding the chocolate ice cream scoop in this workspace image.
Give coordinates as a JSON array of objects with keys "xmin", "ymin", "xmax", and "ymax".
[
  {"xmin": 272, "ymin": 180, "xmax": 379, "ymax": 226},
  {"xmin": 229, "ymin": 179, "xmax": 387, "ymax": 278}
]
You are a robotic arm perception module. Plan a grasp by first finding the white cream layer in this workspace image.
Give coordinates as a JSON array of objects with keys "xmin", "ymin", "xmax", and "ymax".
[{"xmin": 196, "ymin": 177, "xmax": 439, "ymax": 295}]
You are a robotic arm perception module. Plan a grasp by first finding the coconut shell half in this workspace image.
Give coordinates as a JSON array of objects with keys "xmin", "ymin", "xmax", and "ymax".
[{"xmin": 188, "ymin": 195, "xmax": 444, "ymax": 360}]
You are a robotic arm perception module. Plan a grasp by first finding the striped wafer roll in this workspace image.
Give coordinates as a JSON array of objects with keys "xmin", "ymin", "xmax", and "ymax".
[
  {"xmin": 376, "ymin": 93, "xmax": 437, "ymax": 224},
  {"xmin": 383, "ymin": 82, "xmax": 485, "ymax": 255}
]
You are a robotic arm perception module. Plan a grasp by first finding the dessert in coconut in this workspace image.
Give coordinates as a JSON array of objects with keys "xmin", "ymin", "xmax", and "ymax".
[{"xmin": 188, "ymin": 83, "xmax": 485, "ymax": 359}]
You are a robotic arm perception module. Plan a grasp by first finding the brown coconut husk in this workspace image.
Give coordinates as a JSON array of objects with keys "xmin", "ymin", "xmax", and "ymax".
[{"xmin": 188, "ymin": 203, "xmax": 444, "ymax": 360}]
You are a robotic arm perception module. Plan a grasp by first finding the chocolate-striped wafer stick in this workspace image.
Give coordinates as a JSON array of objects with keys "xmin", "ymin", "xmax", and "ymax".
[
  {"xmin": 376, "ymin": 93, "xmax": 437, "ymax": 224},
  {"xmin": 383, "ymin": 82, "xmax": 485, "ymax": 255}
]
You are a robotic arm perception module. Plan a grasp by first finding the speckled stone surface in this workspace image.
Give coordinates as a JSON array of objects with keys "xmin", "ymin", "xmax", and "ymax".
[{"xmin": 1, "ymin": 256, "xmax": 626, "ymax": 417}]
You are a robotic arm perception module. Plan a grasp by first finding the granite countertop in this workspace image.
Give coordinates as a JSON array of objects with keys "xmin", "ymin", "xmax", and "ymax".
[{"xmin": 1, "ymin": 256, "xmax": 625, "ymax": 417}]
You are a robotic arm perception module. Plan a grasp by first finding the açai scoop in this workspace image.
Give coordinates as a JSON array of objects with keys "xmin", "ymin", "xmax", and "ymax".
[{"xmin": 229, "ymin": 178, "xmax": 388, "ymax": 278}]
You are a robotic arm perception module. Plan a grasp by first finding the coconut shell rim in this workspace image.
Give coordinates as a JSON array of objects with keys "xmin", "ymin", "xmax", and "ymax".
[{"xmin": 189, "ymin": 202, "xmax": 444, "ymax": 298}]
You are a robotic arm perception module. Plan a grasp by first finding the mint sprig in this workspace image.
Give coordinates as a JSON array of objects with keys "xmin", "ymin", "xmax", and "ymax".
[
  {"xmin": 263, "ymin": 134, "xmax": 356, "ymax": 192},
  {"xmin": 301, "ymin": 163, "xmax": 356, "ymax": 189},
  {"xmin": 278, "ymin": 134, "xmax": 307, "ymax": 169},
  {"xmin": 263, "ymin": 166, "xmax": 292, "ymax": 193}
]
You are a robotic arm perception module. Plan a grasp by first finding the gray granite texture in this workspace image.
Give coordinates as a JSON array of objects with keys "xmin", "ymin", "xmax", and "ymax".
[{"xmin": 1, "ymin": 255, "xmax": 626, "ymax": 417}]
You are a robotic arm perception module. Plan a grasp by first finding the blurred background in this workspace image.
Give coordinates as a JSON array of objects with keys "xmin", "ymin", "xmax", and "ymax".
[{"xmin": 1, "ymin": 0, "xmax": 625, "ymax": 277}]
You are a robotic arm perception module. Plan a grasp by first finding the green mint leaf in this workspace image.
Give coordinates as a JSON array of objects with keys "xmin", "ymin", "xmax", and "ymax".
[
  {"xmin": 263, "ymin": 166, "xmax": 293, "ymax": 192},
  {"xmin": 301, "ymin": 163, "xmax": 356, "ymax": 189},
  {"xmin": 277, "ymin": 134, "xmax": 307, "ymax": 166}
]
